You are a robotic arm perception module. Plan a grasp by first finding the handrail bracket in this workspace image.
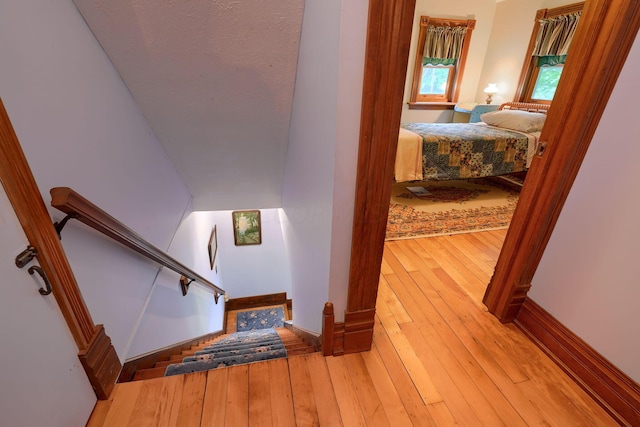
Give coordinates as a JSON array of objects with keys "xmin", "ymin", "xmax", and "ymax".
[
  {"xmin": 50, "ymin": 187, "xmax": 225, "ymax": 299},
  {"xmin": 180, "ymin": 275, "xmax": 194, "ymax": 296},
  {"xmin": 15, "ymin": 246, "xmax": 38, "ymax": 268},
  {"xmin": 54, "ymin": 213, "xmax": 79, "ymax": 238}
]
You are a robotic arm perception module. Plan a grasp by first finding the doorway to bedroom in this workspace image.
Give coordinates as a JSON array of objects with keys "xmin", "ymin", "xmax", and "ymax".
[{"xmin": 345, "ymin": 0, "xmax": 634, "ymax": 334}]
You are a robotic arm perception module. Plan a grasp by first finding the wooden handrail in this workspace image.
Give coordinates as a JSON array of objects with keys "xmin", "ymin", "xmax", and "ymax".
[{"xmin": 50, "ymin": 187, "xmax": 225, "ymax": 299}]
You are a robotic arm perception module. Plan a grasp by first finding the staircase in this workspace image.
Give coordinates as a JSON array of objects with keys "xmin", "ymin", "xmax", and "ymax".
[{"xmin": 130, "ymin": 327, "xmax": 317, "ymax": 381}]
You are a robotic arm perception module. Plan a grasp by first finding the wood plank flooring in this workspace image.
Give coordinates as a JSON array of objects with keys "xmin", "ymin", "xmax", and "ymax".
[{"xmin": 87, "ymin": 230, "xmax": 617, "ymax": 426}]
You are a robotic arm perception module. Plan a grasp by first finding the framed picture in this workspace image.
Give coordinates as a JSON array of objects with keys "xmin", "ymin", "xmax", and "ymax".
[
  {"xmin": 208, "ymin": 225, "xmax": 218, "ymax": 270},
  {"xmin": 232, "ymin": 210, "xmax": 262, "ymax": 246}
]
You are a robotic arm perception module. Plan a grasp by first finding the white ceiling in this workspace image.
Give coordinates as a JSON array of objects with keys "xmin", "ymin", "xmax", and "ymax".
[{"xmin": 72, "ymin": 0, "xmax": 305, "ymax": 211}]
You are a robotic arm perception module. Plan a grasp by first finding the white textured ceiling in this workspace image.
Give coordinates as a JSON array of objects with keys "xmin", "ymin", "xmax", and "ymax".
[{"xmin": 72, "ymin": 0, "xmax": 304, "ymax": 210}]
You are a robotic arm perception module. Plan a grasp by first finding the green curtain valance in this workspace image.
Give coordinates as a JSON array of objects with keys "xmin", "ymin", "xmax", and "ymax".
[
  {"xmin": 536, "ymin": 55, "xmax": 567, "ymax": 67},
  {"xmin": 422, "ymin": 57, "xmax": 456, "ymax": 66}
]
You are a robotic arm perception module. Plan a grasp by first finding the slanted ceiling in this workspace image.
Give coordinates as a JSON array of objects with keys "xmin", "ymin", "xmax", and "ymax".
[{"xmin": 73, "ymin": 0, "xmax": 304, "ymax": 210}]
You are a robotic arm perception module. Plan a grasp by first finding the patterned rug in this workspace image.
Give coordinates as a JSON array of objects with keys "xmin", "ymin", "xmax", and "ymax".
[
  {"xmin": 386, "ymin": 178, "xmax": 520, "ymax": 240},
  {"xmin": 236, "ymin": 306, "xmax": 286, "ymax": 332}
]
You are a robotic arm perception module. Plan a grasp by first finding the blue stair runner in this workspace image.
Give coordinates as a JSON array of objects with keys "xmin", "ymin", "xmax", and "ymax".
[{"xmin": 164, "ymin": 328, "xmax": 287, "ymax": 377}]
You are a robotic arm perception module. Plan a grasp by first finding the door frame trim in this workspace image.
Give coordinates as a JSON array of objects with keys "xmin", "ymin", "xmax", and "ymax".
[
  {"xmin": 344, "ymin": 0, "xmax": 640, "ymax": 355},
  {"xmin": 483, "ymin": 0, "xmax": 640, "ymax": 320}
]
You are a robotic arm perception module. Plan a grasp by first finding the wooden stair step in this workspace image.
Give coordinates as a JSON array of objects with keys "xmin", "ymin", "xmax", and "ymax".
[
  {"xmin": 153, "ymin": 360, "xmax": 175, "ymax": 369},
  {"xmin": 287, "ymin": 347, "xmax": 318, "ymax": 356},
  {"xmin": 132, "ymin": 366, "xmax": 166, "ymax": 381},
  {"xmin": 130, "ymin": 324, "xmax": 319, "ymax": 382}
]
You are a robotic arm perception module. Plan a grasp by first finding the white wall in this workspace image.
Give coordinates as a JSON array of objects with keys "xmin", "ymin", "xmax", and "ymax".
[
  {"xmin": 207, "ymin": 209, "xmax": 292, "ymax": 300},
  {"xmin": 282, "ymin": 0, "xmax": 341, "ymax": 333},
  {"xmin": 127, "ymin": 209, "xmax": 226, "ymax": 358},
  {"xmin": 529, "ymin": 34, "xmax": 640, "ymax": 383},
  {"xmin": 401, "ymin": 0, "xmax": 498, "ymax": 124},
  {"xmin": 329, "ymin": 0, "xmax": 368, "ymax": 324},
  {"xmin": 0, "ymin": 0, "xmax": 205, "ymax": 362},
  {"xmin": 0, "ymin": 188, "xmax": 96, "ymax": 426},
  {"xmin": 128, "ymin": 206, "xmax": 292, "ymax": 358},
  {"xmin": 282, "ymin": 0, "xmax": 367, "ymax": 331}
]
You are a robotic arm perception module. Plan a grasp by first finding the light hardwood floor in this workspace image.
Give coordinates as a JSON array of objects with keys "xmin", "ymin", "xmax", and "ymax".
[{"xmin": 87, "ymin": 230, "xmax": 617, "ymax": 426}]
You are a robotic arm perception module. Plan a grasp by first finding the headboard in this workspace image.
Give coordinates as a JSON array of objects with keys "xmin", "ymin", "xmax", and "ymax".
[{"xmin": 498, "ymin": 102, "xmax": 550, "ymax": 114}]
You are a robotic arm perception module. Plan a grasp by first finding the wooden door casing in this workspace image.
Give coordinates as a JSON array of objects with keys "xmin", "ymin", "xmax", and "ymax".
[{"xmin": 342, "ymin": 0, "xmax": 640, "ymax": 357}]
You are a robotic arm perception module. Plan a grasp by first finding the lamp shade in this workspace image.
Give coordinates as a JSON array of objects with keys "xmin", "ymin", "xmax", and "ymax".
[{"xmin": 484, "ymin": 83, "xmax": 499, "ymax": 94}]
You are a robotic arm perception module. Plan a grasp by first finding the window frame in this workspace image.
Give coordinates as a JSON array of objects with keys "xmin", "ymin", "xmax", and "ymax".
[
  {"xmin": 408, "ymin": 16, "xmax": 476, "ymax": 108},
  {"xmin": 515, "ymin": 2, "xmax": 584, "ymax": 104}
]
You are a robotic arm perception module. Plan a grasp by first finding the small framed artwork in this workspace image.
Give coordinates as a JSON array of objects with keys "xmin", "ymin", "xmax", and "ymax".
[
  {"xmin": 232, "ymin": 210, "xmax": 262, "ymax": 246},
  {"xmin": 208, "ymin": 225, "xmax": 218, "ymax": 270}
]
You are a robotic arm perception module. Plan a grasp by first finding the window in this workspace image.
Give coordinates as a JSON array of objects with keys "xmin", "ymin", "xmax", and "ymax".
[
  {"xmin": 531, "ymin": 65, "xmax": 563, "ymax": 101},
  {"xmin": 516, "ymin": 3, "xmax": 583, "ymax": 104},
  {"xmin": 409, "ymin": 17, "xmax": 475, "ymax": 107}
]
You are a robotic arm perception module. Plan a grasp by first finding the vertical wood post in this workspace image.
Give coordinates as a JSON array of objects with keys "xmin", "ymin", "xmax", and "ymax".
[
  {"xmin": 345, "ymin": 0, "xmax": 416, "ymax": 354},
  {"xmin": 322, "ymin": 302, "xmax": 334, "ymax": 356}
]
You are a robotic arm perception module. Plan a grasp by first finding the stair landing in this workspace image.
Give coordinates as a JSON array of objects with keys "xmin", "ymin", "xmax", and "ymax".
[{"xmin": 88, "ymin": 352, "xmax": 340, "ymax": 427}]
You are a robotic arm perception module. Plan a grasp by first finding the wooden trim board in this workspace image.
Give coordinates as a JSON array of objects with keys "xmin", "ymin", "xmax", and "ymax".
[
  {"xmin": 484, "ymin": 0, "xmax": 640, "ymax": 321},
  {"xmin": 0, "ymin": 99, "xmax": 120, "ymax": 399},
  {"xmin": 346, "ymin": 0, "xmax": 416, "ymax": 343},
  {"xmin": 516, "ymin": 299, "xmax": 640, "ymax": 426},
  {"xmin": 225, "ymin": 292, "xmax": 289, "ymax": 311}
]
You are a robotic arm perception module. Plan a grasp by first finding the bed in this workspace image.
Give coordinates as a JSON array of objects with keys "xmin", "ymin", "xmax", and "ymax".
[{"xmin": 395, "ymin": 102, "xmax": 550, "ymax": 182}]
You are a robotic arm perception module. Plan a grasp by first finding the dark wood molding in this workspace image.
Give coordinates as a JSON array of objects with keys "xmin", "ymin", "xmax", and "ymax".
[
  {"xmin": 79, "ymin": 325, "xmax": 121, "ymax": 399},
  {"xmin": 516, "ymin": 299, "xmax": 640, "ymax": 426},
  {"xmin": 225, "ymin": 292, "xmax": 288, "ymax": 311},
  {"xmin": 332, "ymin": 322, "xmax": 345, "ymax": 357},
  {"xmin": 50, "ymin": 187, "xmax": 224, "ymax": 297},
  {"xmin": 407, "ymin": 102, "xmax": 455, "ymax": 110},
  {"xmin": 484, "ymin": 0, "xmax": 640, "ymax": 321},
  {"xmin": 0, "ymin": 99, "xmax": 120, "ymax": 399},
  {"xmin": 343, "ymin": 308, "xmax": 376, "ymax": 354},
  {"xmin": 118, "ymin": 329, "xmax": 224, "ymax": 383},
  {"xmin": 283, "ymin": 322, "xmax": 321, "ymax": 352},
  {"xmin": 322, "ymin": 302, "xmax": 335, "ymax": 356},
  {"xmin": 348, "ymin": 0, "xmax": 416, "ymax": 317}
]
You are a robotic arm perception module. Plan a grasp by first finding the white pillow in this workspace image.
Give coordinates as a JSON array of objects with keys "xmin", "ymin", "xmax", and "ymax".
[{"xmin": 480, "ymin": 110, "xmax": 546, "ymax": 133}]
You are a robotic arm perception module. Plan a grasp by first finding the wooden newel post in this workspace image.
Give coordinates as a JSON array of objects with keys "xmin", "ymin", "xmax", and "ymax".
[{"xmin": 322, "ymin": 302, "xmax": 334, "ymax": 356}]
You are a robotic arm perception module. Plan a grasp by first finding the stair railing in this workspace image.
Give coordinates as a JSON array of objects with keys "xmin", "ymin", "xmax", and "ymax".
[{"xmin": 50, "ymin": 187, "xmax": 225, "ymax": 301}]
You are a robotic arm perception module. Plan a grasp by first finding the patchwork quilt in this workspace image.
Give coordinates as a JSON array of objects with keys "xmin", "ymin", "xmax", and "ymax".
[{"xmin": 400, "ymin": 122, "xmax": 534, "ymax": 181}]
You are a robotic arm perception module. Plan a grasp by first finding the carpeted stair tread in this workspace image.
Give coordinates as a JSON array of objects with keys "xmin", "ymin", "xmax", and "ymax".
[
  {"xmin": 236, "ymin": 307, "xmax": 286, "ymax": 332},
  {"xmin": 195, "ymin": 338, "xmax": 284, "ymax": 355},
  {"xmin": 165, "ymin": 348, "xmax": 288, "ymax": 376},
  {"xmin": 184, "ymin": 342, "xmax": 285, "ymax": 362},
  {"xmin": 164, "ymin": 328, "xmax": 287, "ymax": 377}
]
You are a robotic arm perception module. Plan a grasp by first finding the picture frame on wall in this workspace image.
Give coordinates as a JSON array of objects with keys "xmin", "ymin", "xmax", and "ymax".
[
  {"xmin": 232, "ymin": 210, "xmax": 262, "ymax": 246},
  {"xmin": 208, "ymin": 225, "xmax": 218, "ymax": 270}
]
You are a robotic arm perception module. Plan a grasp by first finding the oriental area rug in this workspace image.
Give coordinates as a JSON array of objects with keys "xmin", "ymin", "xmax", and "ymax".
[{"xmin": 385, "ymin": 178, "xmax": 520, "ymax": 240}]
